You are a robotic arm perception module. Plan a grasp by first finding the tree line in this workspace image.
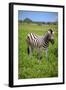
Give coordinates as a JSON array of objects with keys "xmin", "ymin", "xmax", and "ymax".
[{"xmin": 19, "ymin": 18, "xmax": 58, "ymax": 25}]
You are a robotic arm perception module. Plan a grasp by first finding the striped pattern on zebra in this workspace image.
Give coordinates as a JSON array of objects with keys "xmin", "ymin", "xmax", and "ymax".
[{"xmin": 26, "ymin": 29, "xmax": 54, "ymax": 59}]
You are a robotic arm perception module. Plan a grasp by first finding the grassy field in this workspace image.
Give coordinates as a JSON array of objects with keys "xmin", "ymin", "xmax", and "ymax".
[{"xmin": 18, "ymin": 23, "xmax": 58, "ymax": 79}]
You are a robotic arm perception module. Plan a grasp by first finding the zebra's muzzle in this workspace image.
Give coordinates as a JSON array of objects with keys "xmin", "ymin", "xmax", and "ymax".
[{"xmin": 51, "ymin": 40, "xmax": 54, "ymax": 44}]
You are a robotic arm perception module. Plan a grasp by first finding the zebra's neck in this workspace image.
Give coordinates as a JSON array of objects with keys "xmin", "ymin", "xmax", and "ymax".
[
  {"xmin": 44, "ymin": 33, "xmax": 49, "ymax": 41},
  {"xmin": 43, "ymin": 33, "xmax": 49, "ymax": 47}
]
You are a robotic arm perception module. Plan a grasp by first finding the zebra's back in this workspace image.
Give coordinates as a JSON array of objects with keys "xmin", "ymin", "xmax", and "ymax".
[
  {"xmin": 27, "ymin": 33, "xmax": 40, "ymax": 47},
  {"xmin": 26, "ymin": 33, "xmax": 47, "ymax": 48}
]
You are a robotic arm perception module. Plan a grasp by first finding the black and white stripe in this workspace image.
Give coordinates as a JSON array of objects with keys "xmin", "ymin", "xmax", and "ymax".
[{"xmin": 26, "ymin": 29, "xmax": 54, "ymax": 59}]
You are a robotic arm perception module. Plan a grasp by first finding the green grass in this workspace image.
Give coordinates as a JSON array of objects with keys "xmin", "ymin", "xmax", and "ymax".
[{"xmin": 18, "ymin": 23, "xmax": 58, "ymax": 79}]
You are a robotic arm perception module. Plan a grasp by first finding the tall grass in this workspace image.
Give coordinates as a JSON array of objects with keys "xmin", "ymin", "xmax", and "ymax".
[{"xmin": 18, "ymin": 23, "xmax": 58, "ymax": 79}]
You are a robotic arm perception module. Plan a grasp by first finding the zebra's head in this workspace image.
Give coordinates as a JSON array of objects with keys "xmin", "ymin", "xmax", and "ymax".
[{"xmin": 48, "ymin": 29, "xmax": 54, "ymax": 44}]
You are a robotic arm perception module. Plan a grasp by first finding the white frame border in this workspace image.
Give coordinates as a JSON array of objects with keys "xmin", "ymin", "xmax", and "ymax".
[{"xmin": 13, "ymin": 4, "xmax": 63, "ymax": 86}]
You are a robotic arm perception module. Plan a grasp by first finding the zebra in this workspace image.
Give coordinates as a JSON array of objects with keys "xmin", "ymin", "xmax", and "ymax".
[{"xmin": 26, "ymin": 29, "xmax": 54, "ymax": 59}]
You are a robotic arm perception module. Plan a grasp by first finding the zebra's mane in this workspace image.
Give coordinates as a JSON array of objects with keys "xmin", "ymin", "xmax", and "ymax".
[{"xmin": 43, "ymin": 31, "xmax": 50, "ymax": 43}]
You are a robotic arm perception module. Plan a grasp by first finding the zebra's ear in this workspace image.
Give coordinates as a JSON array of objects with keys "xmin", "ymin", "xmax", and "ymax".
[
  {"xmin": 48, "ymin": 30, "xmax": 51, "ymax": 34},
  {"xmin": 53, "ymin": 31, "xmax": 54, "ymax": 34}
]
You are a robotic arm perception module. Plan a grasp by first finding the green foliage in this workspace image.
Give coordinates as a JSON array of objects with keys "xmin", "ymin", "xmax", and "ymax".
[{"xmin": 18, "ymin": 23, "xmax": 58, "ymax": 79}]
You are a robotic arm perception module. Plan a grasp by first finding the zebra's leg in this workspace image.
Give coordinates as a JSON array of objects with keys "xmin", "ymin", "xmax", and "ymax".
[
  {"xmin": 27, "ymin": 46, "xmax": 30, "ymax": 54},
  {"xmin": 30, "ymin": 46, "xmax": 33, "ymax": 55},
  {"xmin": 45, "ymin": 48, "xmax": 48, "ymax": 60},
  {"xmin": 27, "ymin": 45, "xmax": 33, "ymax": 55},
  {"xmin": 37, "ymin": 47, "xmax": 42, "ymax": 60}
]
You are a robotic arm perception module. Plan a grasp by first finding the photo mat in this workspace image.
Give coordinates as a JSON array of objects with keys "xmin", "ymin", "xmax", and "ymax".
[{"xmin": 9, "ymin": 3, "xmax": 64, "ymax": 87}]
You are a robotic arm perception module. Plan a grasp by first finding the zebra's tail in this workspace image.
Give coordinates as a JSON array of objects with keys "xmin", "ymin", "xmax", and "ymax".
[{"xmin": 27, "ymin": 46, "xmax": 30, "ymax": 55}]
